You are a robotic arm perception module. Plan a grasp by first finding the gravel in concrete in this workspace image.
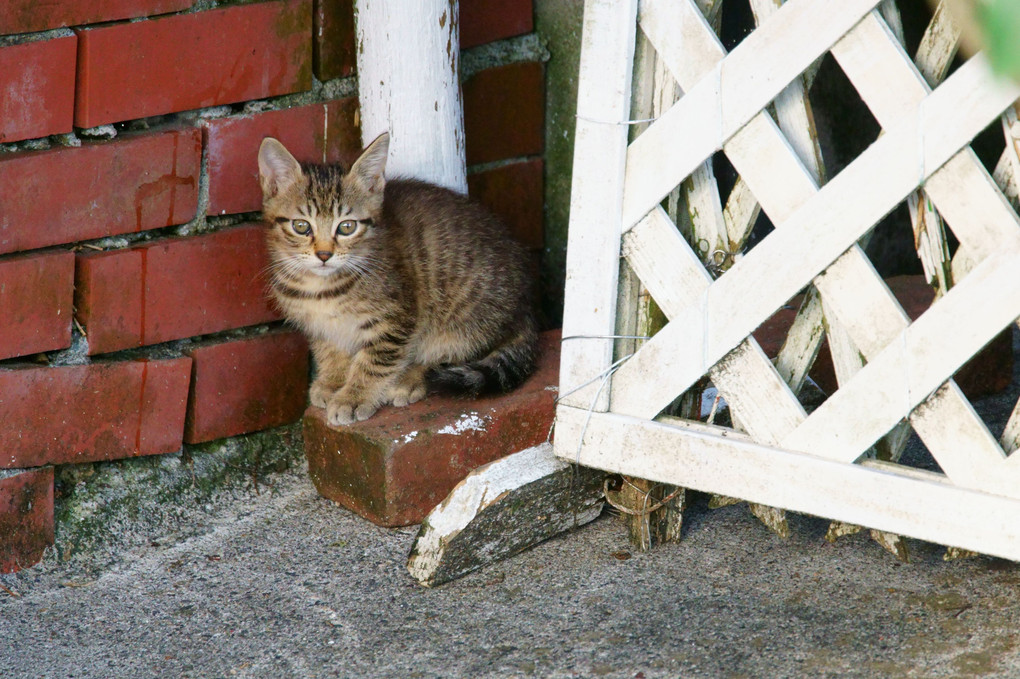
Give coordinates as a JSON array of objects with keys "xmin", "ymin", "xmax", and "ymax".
[{"xmin": 5, "ymin": 464, "xmax": 1020, "ymax": 678}]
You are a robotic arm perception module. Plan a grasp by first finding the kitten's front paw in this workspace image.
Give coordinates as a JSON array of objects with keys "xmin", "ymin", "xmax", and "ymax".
[
  {"xmin": 389, "ymin": 383, "xmax": 426, "ymax": 408},
  {"xmin": 309, "ymin": 382, "xmax": 337, "ymax": 409},
  {"xmin": 326, "ymin": 397, "xmax": 379, "ymax": 426},
  {"xmin": 388, "ymin": 367, "xmax": 427, "ymax": 408}
]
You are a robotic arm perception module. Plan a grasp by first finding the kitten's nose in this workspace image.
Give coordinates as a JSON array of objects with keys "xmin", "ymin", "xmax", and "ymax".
[{"xmin": 315, "ymin": 250, "xmax": 333, "ymax": 262}]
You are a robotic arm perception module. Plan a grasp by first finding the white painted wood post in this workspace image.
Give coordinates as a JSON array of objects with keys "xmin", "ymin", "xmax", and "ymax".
[{"xmin": 354, "ymin": 0, "xmax": 468, "ymax": 194}]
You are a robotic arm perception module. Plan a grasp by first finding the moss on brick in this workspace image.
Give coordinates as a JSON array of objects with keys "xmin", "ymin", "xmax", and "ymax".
[
  {"xmin": 533, "ymin": 0, "xmax": 583, "ymax": 326},
  {"xmin": 52, "ymin": 423, "xmax": 304, "ymax": 569}
]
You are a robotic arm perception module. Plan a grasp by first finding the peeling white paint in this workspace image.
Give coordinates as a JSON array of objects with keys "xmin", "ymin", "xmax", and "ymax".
[
  {"xmin": 354, "ymin": 0, "xmax": 466, "ymax": 193},
  {"xmin": 437, "ymin": 412, "xmax": 488, "ymax": 435},
  {"xmin": 408, "ymin": 443, "xmax": 568, "ymax": 581}
]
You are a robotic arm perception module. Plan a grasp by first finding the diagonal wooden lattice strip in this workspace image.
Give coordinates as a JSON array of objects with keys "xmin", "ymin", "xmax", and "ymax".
[
  {"xmin": 631, "ymin": 0, "xmax": 835, "ymax": 442},
  {"xmin": 709, "ymin": 341, "xmax": 806, "ymax": 446},
  {"xmin": 775, "ymin": 288, "xmax": 826, "ymax": 395},
  {"xmin": 611, "ymin": 50, "xmax": 1020, "ymax": 422},
  {"xmin": 632, "ymin": 4, "xmax": 1019, "ymax": 491},
  {"xmin": 780, "ymin": 245, "xmax": 1020, "ymax": 497},
  {"xmin": 911, "ymin": 381, "xmax": 1012, "ymax": 489},
  {"xmin": 623, "ymin": 208, "xmax": 808, "ymax": 444},
  {"xmin": 748, "ymin": 0, "xmax": 825, "ymax": 183},
  {"xmin": 831, "ymin": 12, "xmax": 1020, "ymax": 261},
  {"xmin": 622, "ymin": 0, "xmax": 880, "ymax": 229},
  {"xmin": 915, "ymin": 0, "xmax": 959, "ymax": 86}
]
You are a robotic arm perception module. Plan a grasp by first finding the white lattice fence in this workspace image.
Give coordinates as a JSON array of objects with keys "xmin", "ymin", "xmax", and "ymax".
[{"xmin": 555, "ymin": 0, "xmax": 1020, "ymax": 559}]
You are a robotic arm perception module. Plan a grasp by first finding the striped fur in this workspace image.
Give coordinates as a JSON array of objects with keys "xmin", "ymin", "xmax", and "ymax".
[{"xmin": 258, "ymin": 134, "xmax": 537, "ymax": 426}]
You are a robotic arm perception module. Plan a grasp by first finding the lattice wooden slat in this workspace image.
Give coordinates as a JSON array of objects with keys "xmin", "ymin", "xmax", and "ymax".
[
  {"xmin": 610, "ymin": 53, "xmax": 1019, "ymax": 418},
  {"xmin": 557, "ymin": 0, "xmax": 1020, "ymax": 560}
]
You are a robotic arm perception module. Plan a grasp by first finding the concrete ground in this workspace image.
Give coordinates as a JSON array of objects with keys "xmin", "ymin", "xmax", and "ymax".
[{"xmin": 5, "ymin": 342, "xmax": 1020, "ymax": 678}]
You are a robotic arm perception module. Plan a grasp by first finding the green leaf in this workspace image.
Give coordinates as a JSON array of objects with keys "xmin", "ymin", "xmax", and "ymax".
[{"xmin": 978, "ymin": 0, "xmax": 1020, "ymax": 80}]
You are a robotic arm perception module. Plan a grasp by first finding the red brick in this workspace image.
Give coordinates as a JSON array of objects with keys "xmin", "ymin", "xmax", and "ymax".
[
  {"xmin": 185, "ymin": 330, "xmax": 309, "ymax": 443},
  {"xmin": 76, "ymin": 225, "xmax": 281, "ymax": 352},
  {"xmin": 468, "ymin": 158, "xmax": 544, "ymax": 250},
  {"xmin": 0, "ymin": 129, "xmax": 201, "ymax": 255},
  {"xmin": 74, "ymin": 0, "xmax": 313, "ymax": 128},
  {"xmin": 324, "ymin": 98, "xmax": 364, "ymax": 167},
  {"xmin": 0, "ymin": 251, "xmax": 74, "ymax": 361},
  {"xmin": 0, "ymin": 1, "xmax": 193, "ymax": 36},
  {"xmin": 74, "ymin": 249, "xmax": 144, "ymax": 355},
  {"xmin": 753, "ymin": 275, "xmax": 1013, "ymax": 399},
  {"xmin": 0, "ymin": 36, "xmax": 76, "ymax": 144},
  {"xmin": 303, "ymin": 331, "xmax": 559, "ymax": 527},
  {"xmin": 464, "ymin": 61, "xmax": 544, "ymax": 166},
  {"xmin": 144, "ymin": 226, "xmax": 281, "ymax": 342},
  {"xmin": 461, "ymin": 0, "xmax": 533, "ymax": 49},
  {"xmin": 0, "ymin": 358, "xmax": 191, "ymax": 469},
  {"xmin": 0, "ymin": 468, "xmax": 54, "ymax": 574},
  {"xmin": 203, "ymin": 98, "xmax": 361, "ymax": 216},
  {"xmin": 313, "ymin": 0, "xmax": 355, "ymax": 80}
]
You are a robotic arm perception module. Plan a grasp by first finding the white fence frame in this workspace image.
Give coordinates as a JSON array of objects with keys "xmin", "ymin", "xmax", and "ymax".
[{"xmin": 555, "ymin": 0, "xmax": 1020, "ymax": 559}]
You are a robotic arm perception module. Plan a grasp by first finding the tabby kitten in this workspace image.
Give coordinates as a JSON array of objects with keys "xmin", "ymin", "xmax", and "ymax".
[{"xmin": 258, "ymin": 133, "xmax": 538, "ymax": 426}]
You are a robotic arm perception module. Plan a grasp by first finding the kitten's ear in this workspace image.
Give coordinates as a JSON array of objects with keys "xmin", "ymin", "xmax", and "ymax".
[
  {"xmin": 258, "ymin": 137, "xmax": 303, "ymax": 197},
  {"xmin": 349, "ymin": 133, "xmax": 389, "ymax": 194}
]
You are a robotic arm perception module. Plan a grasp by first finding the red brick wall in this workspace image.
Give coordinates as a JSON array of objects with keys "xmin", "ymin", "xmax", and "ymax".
[{"xmin": 0, "ymin": 0, "xmax": 542, "ymax": 571}]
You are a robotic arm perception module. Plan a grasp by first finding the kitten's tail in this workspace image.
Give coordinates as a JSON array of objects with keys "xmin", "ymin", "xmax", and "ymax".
[{"xmin": 426, "ymin": 323, "xmax": 538, "ymax": 396}]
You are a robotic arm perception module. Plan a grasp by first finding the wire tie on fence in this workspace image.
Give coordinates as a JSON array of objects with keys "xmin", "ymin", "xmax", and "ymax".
[
  {"xmin": 553, "ymin": 351, "xmax": 638, "ymax": 406},
  {"xmin": 560, "ymin": 334, "xmax": 652, "ymax": 343},
  {"xmin": 575, "ymin": 114, "xmax": 658, "ymax": 126},
  {"xmin": 603, "ymin": 477, "xmax": 683, "ymax": 516},
  {"xmin": 552, "ymin": 335, "xmax": 654, "ymax": 512}
]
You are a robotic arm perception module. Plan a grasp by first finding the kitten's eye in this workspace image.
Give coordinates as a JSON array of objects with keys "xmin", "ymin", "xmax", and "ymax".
[
  {"xmin": 291, "ymin": 219, "xmax": 312, "ymax": 235},
  {"xmin": 337, "ymin": 220, "xmax": 358, "ymax": 236}
]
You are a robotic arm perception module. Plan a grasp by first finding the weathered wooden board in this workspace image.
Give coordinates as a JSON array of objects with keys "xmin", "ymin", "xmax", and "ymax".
[
  {"xmin": 407, "ymin": 443, "xmax": 605, "ymax": 587},
  {"xmin": 916, "ymin": 1, "xmax": 960, "ymax": 87},
  {"xmin": 723, "ymin": 177, "xmax": 760, "ymax": 249},
  {"xmin": 558, "ymin": 0, "xmax": 638, "ymax": 411},
  {"xmin": 775, "ymin": 289, "xmax": 826, "ymax": 395},
  {"xmin": 556, "ymin": 407, "xmax": 1020, "ymax": 562},
  {"xmin": 748, "ymin": 0, "xmax": 825, "ymax": 183}
]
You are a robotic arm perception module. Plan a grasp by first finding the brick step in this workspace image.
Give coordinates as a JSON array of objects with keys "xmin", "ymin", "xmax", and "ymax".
[{"xmin": 303, "ymin": 331, "xmax": 560, "ymax": 527}]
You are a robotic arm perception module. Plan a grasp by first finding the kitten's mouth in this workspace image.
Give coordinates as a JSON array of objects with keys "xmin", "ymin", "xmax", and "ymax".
[{"xmin": 308, "ymin": 264, "xmax": 338, "ymax": 277}]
